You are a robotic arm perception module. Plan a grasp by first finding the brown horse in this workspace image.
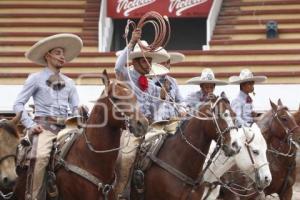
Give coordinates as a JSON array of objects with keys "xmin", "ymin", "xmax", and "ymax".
[
  {"xmin": 220, "ymin": 99, "xmax": 300, "ymax": 200},
  {"xmin": 13, "ymin": 71, "xmax": 149, "ymax": 200},
  {"xmin": 0, "ymin": 114, "xmax": 21, "ymax": 199},
  {"xmin": 131, "ymin": 93, "xmax": 242, "ymax": 200}
]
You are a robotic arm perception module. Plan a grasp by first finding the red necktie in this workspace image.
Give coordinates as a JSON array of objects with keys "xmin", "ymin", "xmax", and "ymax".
[
  {"xmin": 246, "ymin": 95, "xmax": 252, "ymax": 103},
  {"xmin": 138, "ymin": 75, "xmax": 148, "ymax": 91}
]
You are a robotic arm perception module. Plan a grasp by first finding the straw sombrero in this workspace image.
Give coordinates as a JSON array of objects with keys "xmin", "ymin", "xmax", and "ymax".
[
  {"xmin": 25, "ymin": 33, "xmax": 83, "ymax": 66},
  {"xmin": 168, "ymin": 52, "xmax": 185, "ymax": 64},
  {"xmin": 129, "ymin": 40, "xmax": 169, "ymax": 63},
  {"xmin": 229, "ymin": 69, "xmax": 267, "ymax": 84},
  {"xmin": 186, "ymin": 68, "xmax": 227, "ymax": 85},
  {"xmin": 146, "ymin": 63, "xmax": 169, "ymax": 77}
]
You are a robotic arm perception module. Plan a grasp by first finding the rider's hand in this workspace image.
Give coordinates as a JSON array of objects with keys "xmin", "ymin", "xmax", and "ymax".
[
  {"xmin": 179, "ymin": 111, "xmax": 187, "ymax": 117},
  {"xmin": 30, "ymin": 124, "xmax": 44, "ymax": 135},
  {"xmin": 160, "ymin": 88, "xmax": 167, "ymax": 100},
  {"xmin": 207, "ymin": 93, "xmax": 216, "ymax": 100},
  {"xmin": 129, "ymin": 28, "xmax": 141, "ymax": 47},
  {"xmin": 163, "ymin": 79, "xmax": 171, "ymax": 92}
]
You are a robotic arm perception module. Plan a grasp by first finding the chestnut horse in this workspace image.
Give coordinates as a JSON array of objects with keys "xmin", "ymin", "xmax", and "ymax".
[
  {"xmin": 0, "ymin": 114, "xmax": 21, "ymax": 200},
  {"xmin": 220, "ymin": 99, "xmax": 300, "ymax": 200},
  {"xmin": 131, "ymin": 93, "xmax": 242, "ymax": 200},
  {"xmin": 13, "ymin": 71, "xmax": 149, "ymax": 200}
]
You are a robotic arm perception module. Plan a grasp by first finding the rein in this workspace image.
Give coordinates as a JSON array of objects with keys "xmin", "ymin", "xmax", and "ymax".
[
  {"xmin": 149, "ymin": 98, "xmax": 238, "ymax": 189},
  {"xmin": 57, "ymin": 95, "xmax": 131, "ymax": 200},
  {"xmin": 83, "ymin": 96, "xmax": 131, "ymax": 154},
  {"xmin": 244, "ymin": 129, "xmax": 269, "ymax": 182}
]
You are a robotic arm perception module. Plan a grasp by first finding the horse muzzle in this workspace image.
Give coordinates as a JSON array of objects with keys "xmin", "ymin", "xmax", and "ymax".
[{"xmin": 255, "ymin": 170, "xmax": 272, "ymax": 191}]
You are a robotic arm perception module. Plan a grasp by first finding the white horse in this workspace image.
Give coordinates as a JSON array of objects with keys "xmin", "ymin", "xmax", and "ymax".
[{"xmin": 202, "ymin": 123, "xmax": 272, "ymax": 200}]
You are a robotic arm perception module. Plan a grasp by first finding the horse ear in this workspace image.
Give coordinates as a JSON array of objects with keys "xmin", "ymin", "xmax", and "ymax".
[
  {"xmin": 101, "ymin": 69, "xmax": 110, "ymax": 88},
  {"xmin": 270, "ymin": 99, "xmax": 277, "ymax": 111},
  {"xmin": 11, "ymin": 112, "xmax": 22, "ymax": 125},
  {"xmin": 220, "ymin": 91, "xmax": 226, "ymax": 98},
  {"xmin": 277, "ymin": 98, "xmax": 283, "ymax": 106}
]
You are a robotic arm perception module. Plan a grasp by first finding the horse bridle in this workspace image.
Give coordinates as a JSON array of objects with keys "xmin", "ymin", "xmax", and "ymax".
[
  {"xmin": 244, "ymin": 129, "xmax": 269, "ymax": 185},
  {"xmin": 267, "ymin": 108, "xmax": 299, "ymax": 157},
  {"xmin": 211, "ymin": 97, "xmax": 238, "ymax": 142},
  {"xmin": 271, "ymin": 108, "xmax": 299, "ymax": 139},
  {"xmin": 271, "ymin": 108, "xmax": 300, "ymax": 144}
]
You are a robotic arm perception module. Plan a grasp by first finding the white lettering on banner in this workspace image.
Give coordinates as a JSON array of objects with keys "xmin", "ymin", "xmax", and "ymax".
[
  {"xmin": 117, "ymin": 0, "xmax": 156, "ymax": 16},
  {"xmin": 169, "ymin": 0, "xmax": 209, "ymax": 16}
]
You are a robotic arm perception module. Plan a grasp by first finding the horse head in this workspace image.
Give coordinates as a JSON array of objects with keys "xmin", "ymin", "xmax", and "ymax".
[
  {"xmin": 234, "ymin": 123, "xmax": 272, "ymax": 191},
  {"xmin": 199, "ymin": 92, "xmax": 241, "ymax": 157},
  {"xmin": 0, "ymin": 113, "xmax": 21, "ymax": 190},
  {"xmin": 268, "ymin": 99, "xmax": 300, "ymax": 146},
  {"xmin": 100, "ymin": 70, "xmax": 148, "ymax": 137}
]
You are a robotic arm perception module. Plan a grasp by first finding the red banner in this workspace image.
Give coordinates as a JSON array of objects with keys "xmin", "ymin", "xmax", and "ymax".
[{"xmin": 107, "ymin": 0, "xmax": 213, "ymax": 18}]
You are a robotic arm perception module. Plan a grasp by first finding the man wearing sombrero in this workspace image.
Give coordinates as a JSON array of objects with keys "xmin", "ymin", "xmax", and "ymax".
[
  {"xmin": 149, "ymin": 49, "xmax": 186, "ymax": 121},
  {"xmin": 185, "ymin": 68, "xmax": 227, "ymax": 114},
  {"xmin": 229, "ymin": 68, "xmax": 267, "ymax": 127},
  {"xmin": 114, "ymin": 29, "xmax": 171, "ymax": 198},
  {"xmin": 13, "ymin": 33, "xmax": 82, "ymax": 200},
  {"xmin": 115, "ymin": 28, "xmax": 170, "ymax": 122}
]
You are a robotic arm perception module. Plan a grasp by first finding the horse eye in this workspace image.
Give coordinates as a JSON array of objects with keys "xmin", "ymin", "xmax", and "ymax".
[
  {"xmin": 223, "ymin": 112, "xmax": 229, "ymax": 118},
  {"xmin": 280, "ymin": 116, "xmax": 288, "ymax": 122},
  {"xmin": 252, "ymin": 150, "xmax": 260, "ymax": 155}
]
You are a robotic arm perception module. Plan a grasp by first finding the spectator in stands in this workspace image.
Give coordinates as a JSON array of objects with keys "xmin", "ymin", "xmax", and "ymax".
[
  {"xmin": 13, "ymin": 33, "xmax": 82, "ymax": 200},
  {"xmin": 229, "ymin": 68, "xmax": 267, "ymax": 127},
  {"xmin": 185, "ymin": 68, "xmax": 227, "ymax": 115}
]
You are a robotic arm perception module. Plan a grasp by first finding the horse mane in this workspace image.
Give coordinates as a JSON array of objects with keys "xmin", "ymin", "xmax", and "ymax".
[
  {"xmin": 0, "ymin": 119, "xmax": 19, "ymax": 138},
  {"xmin": 174, "ymin": 118, "xmax": 191, "ymax": 135},
  {"xmin": 293, "ymin": 109, "xmax": 300, "ymax": 124},
  {"xmin": 257, "ymin": 110, "xmax": 272, "ymax": 134}
]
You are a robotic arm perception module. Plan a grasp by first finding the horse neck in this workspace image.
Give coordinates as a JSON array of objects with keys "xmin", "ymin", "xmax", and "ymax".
[
  {"xmin": 70, "ymin": 99, "xmax": 122, "ymax": 179},
  {"xmin": 293, "ymin": 110, "xmax": 300, "ymax": 125},
  {"xmin": 204, "ymin": 142, "xmax": 235, "ymax": 183},
  {"xmin": 258, "ymin": 111, "xmax": 273, "ymax": 142},
  {"xmin": 160, "ymin": 118, "xmax": 213, "ymax": 179}
]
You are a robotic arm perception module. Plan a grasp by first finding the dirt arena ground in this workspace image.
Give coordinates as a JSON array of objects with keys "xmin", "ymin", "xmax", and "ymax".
[{"xmin": 266, "ymin": 150, "xmax": 300, "ymax": 200}]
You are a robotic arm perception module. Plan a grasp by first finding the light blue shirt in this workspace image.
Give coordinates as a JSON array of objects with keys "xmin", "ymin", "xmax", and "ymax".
[
  {"xmin": 185, "ymin": 90, "xmax": 208, "ymax": 112},
  {"xmin": 115, "ymin": 47, "xmax": 161, "ymax": 121},
  {"xmin": 153, "ymin": 75, "xmax": 185, "ymax": 120},
  {"xmin": 13, "ymin": 68, "xmax": 79, "ymax": 129},
  {"xmin": 231, "ymin": 91, "xmax": 254, "ymax": 127}
]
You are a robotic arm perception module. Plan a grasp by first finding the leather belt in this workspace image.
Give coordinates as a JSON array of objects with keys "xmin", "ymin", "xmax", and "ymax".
[{"xmin": 34, "ymin": 116, "xmax": 65, "ymax": 126}]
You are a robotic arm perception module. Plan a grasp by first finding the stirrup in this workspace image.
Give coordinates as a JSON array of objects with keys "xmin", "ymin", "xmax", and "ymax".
[{"xmin": 133, "ymin": 170, "xmax": 144, "ymax": 194}]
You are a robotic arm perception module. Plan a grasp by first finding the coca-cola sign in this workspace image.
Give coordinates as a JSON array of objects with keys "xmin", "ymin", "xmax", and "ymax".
[{"xmin": 107, "ymin": 0, "xmax": 212, "ymax": 18}]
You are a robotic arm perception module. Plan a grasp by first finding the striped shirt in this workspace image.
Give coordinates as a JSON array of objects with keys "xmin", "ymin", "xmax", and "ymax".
[{"xmin": 13, "ymin": 67, "xmax": 79, "ymax": 129}]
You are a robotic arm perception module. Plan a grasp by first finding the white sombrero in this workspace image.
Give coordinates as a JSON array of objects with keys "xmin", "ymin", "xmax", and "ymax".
[
  {"xmin": 25, "ymin": 33, "xmax": 83, "ymax": 66},
  {"xmin": 146, "ymin": 63, "xmax": 169, "ymax": 77},
  {"xmin": 229, "ymin": 68, "xmax": 267, "ymax": 84},
  {"xmin": 186, "ymin": 68, "xmax": 228, "ymax": 85},
  {"xmin": 129, "ymin": 40, "xmax": 170, "ymax": 63},
  {"xmin": 168, "ymin": 52, "xmax": 185, "ymax": 64}
]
